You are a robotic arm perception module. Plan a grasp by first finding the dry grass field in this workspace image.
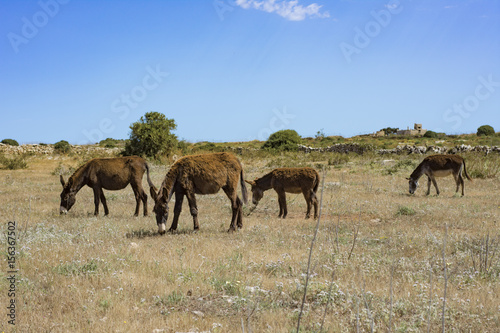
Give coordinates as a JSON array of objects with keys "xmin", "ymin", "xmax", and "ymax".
[{"xmin": 1, "ymin": 150, "xmax": 499, "ymax": 332}]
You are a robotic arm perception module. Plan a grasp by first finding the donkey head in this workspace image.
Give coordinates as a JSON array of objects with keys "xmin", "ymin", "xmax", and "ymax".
[
  {"xmin": 59, "ymin": 175, "xmax": 76, "ymax": 214},
  {"xmin": 150, "ymin": 185, "xmax": 170, "ymax": 235},
  {"xmin": 245, "ymin": 180, "xmax": 264, "ymax": 205},
  {"xmin": 406, "ymin": 177, "xmax": 418, "ymax": 194}
]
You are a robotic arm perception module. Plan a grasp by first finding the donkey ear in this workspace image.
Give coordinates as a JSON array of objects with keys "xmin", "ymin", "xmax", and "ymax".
[
  {"xmin": 245, "ymin": 180, "xmax": 255, "ymax": 186},
  {"xmin": 150, "ymin": 186, "xmax": 158, "ymax": 202},
  {"xmin": 60, "ymin": 175, "xmax": 66, "ymax": 187}
]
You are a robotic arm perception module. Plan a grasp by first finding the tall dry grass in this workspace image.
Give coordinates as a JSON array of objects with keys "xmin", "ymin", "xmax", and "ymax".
[{"xmin": 0, "ymin": 152, "xmax": 499, "ymax": 332}]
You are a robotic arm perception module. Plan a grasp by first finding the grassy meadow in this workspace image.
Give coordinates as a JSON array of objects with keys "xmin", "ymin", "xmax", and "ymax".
[{"xmin": 1, "ymin": 145, "xmax": 499, "ymax": 332}]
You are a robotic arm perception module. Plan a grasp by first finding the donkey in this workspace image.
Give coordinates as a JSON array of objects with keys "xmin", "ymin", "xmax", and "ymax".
[
  {"xmin": 149, "ymin": 152, "xmax": 248, "ymax": 234},
  {"xmin": 246, "ymin": 167, "xmax": 320, "ymax": 219},
  {"xmin": 407, "ymin": 154, "xmax": 472, "ymax": 196},
  {"xmin": 59, "ymin": 156, "xmax": 152, "ymax": 216}
]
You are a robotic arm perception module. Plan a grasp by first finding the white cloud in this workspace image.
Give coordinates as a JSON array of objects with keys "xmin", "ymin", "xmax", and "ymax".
[{"xmin": 236, "ymin": 0, "xmax": 330, "ymax": 21}]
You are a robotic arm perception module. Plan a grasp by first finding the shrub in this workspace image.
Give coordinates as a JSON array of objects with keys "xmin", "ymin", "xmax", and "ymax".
[
  {"xmin": 423, "ymin": 130, "xmax": 438, "ymax": 138},
  {"xmin": 477, "ymin": 125, "xmax": 495, "ymax": 136},
  {"xmin": 177, "ymin": 140, "xmax": 190, "ymax": 155},
  {"xmin": 54, "ymin": 140, "xmax": 72, "ymax": 154},
  {"xmin": 328, "ymin": 153, "xmax": 350, "ymax": 166},
  {"xmin": 99, "ymin": 138, "xmax": 119, "ymax": 148},
  {"xmin": 380, "ymin": 127, "xmax": 399, "ymax": 135},
  {"xmin": 123, "ymin": 111, "xmax": 177, "ymax": 159},
  {"xmin": 1, "ymin": 139, "xmax": 19, "ymax": 146},
  {"xmin": 0, "ymin": 154, "xmax": 28, "ymax": 170},
  {"xmin": 262, "ymin": 129, "xmax": 301, "ymax": 151}
]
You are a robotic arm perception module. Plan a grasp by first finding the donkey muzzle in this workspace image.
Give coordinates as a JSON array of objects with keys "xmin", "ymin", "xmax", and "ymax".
[
  {"xmin": 60, "ymin": 206, "xmax": 68, "ymax": 215},
  {"xmin": 158, "ymin": 223, "xmax": 166, "ymax": 235}
]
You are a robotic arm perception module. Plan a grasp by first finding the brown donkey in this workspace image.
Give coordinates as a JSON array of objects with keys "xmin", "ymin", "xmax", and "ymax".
[
  {"xmin": 246, "ymin": 167, "xmax": 320, "ymax": 219},
  {"xmin": 407, "ymin": 154, "xmax": 472, "ymax": 196},
  {"xmin": 149, "ymin": 152, "xmax": 248, "ymax": 234},
  {"xmin": 59, "ymin": 156, "xmax": 152, "ymax": 216}
]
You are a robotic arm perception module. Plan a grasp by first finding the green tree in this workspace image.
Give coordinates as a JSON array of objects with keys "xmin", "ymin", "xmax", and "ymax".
[
  {"xmin": 123, "ymin": 112, "xmax": 177, "ymax": 158},
  {"xmin": 423, "ymin": 130, "xmax": 438, "ymax": 138},
  {"xmin": 380, "ymin": 127, "xmax": 399, "ymax": 135},
  {"xmin": 262, "ymin": 129, "xmax": 301, "ymax": 151},
  {"xmin": 1, "ymin": 139, "xmax": 19, "ymax": 146},
  {"xmin": 477, "ymin": 125, "xmax": 495, "ymax": 136},
  {"xmin": 54, "ymin": 140, "xmax": 72, "ymax": 154}
]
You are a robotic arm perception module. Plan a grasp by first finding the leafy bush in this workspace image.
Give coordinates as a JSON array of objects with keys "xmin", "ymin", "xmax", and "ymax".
[
  {"xmin": 380, "ymin": 127, "xmax": 399, "ymax": 135},
  {"xmin": 1, "ymin": 138, "xmax": 19, "ymax": 146},
  {"xmin": 122, "ymin": 112, "xmax": 177, "ymax": 159},
  {"xmin": 328, "ymin": 153, "xmax": 350, "ymax": 166},
  {"xmin": 385, "ymin": 159, "xmax": 417, "ymax": 175},
  {"xmin": 477, "ymin": 125, "xmax": 495, "ymax": 136},
  {"xmin": 423, "ymin": 130, "xmax": 438, "ymax": 138},
  {"xmin": 262, "ymin": 129, "xmax": 301, "ymax": 151},
  {"xmin": 177, "ymin": 140, "xmax": 190, "ymax": 155},
  {"xmin": 99, "ymin": 138, "xmax": 119, "ymax": 148},
  {"xmin": 54, "ymin": 140, "xmax": 72, "ymax": 154},
  {"xmin": 0, "ymin": 154, "xmax": 28, "ymax": 170}
]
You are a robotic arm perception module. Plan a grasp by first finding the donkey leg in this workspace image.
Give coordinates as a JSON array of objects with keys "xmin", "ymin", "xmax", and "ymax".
[
  {"xmin": 277, "ymin": 190, "xmax": 286, "ymax": 218},
  {"xmin": 279, "ymin": 191, "xmax": 288, "ymax": 218},
  {"xmin": 302, "ymin": 190, "xmax": 312, "ymax": 219},
  {"xmin": 430, "ymin": 176, "xmax": 440, "ymax": 196},
  {"xmin": 457, "ymin": 173, "xmax": 465, "ymax": 196},
  {"xmin": 223, "ymin": 186, "xmax": 240, "ymax": 232},
  {"xmin": 93, "ymin": 188, "xmax": 100, "ymax": 215},
  {"xmin": 142, "ymin": 190, "xmax": 148, "ymax": 216},
  {"xmin": 169, "ymin": 191, "xmax": 184, "ymax": 232},
  {"xmin": 311, "ymin": 191, "xmax": 319, "ymax": 219},
  {"xmin": 133, "ymin": 182, "xmax": 148, "ymax": 216},
  {"xmin": 99, "ymin": 190, "xmax": 109, "ymax": 216},
  {"xmin": 132, "ymin": 187, "xmax": 141, "ymax": 217},
  {"xmin": 426, "ymin": 176, "xmax": 432, "ymax": 196},
  {"xmin": 236, "ymin": 197, "xmax": 243, "ymax": 229},
  {"xmin": 185, "ymin": 192, "xmax": 199, "ymax": 231}
]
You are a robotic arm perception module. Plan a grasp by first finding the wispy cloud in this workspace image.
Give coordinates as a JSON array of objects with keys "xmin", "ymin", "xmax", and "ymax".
[{"xmin": 236, "ymin": 0, "xmax": 330, "ymax": 21}]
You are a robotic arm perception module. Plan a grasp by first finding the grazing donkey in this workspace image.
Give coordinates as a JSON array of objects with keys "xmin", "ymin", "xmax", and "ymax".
[
  {"xmin": 149, "ymin": 152, "xmax": 248, "ymax": 234},
  {"xmin": 246, "ymin": 167, "xmax": 320, "ymax": 219},
  {"xmin": 59, "ymin": 156, "xmax": 152, "ymax": 216},
  {"xmin": 407, "ymin": 154, "xmax": 472, "ymax": 196}
]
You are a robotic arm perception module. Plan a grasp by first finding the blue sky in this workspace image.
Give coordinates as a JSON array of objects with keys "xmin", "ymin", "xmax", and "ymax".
[{"xmin": 1, "ymin": 0, "xmax": 499, "ymax": 144}]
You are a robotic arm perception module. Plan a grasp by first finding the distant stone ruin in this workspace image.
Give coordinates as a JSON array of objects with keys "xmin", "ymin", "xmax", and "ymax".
[{"xmin": 396, "ymin": 123, "xmax": 427, "ymax": 136}]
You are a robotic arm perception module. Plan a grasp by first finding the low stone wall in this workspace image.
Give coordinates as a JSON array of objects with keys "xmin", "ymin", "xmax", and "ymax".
[
  {"xmin": 298, "ymin": 143, "xmax": 500, "ymax": 155},
  {"xmin": 0, "ymin": 143, "xmax": 121, "ymax": 156}
]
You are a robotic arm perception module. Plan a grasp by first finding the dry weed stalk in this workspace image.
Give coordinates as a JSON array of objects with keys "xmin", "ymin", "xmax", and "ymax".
[
  {"xmin": 427, "ymin": 259, "xmax": 434, "ymax": 333},
  {"xmin": 388, "ymin": 260, "xmax": 396, "ymax": 333},
  {"xmin": 296, "ymin": 167, "xmax": 326, "ymax": 333},
  {"xmin": 469, "ymin": 231, "xmax": 500, "ymax": 274},
  {"xmin": 441, "ymin": 223, "xmax": 448, "ymax": 333}
]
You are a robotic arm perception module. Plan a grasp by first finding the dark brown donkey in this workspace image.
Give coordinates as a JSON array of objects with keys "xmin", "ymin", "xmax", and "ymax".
[
  {"xmin": 59, "ymin": 156, "xmax": 152, "ymax": 216},
  {"xmin": 149, "ymin": 152, "xmax": 248, "ymax": 234},
  {"xmin": 246, "ymin": 167, "xmax": 320, "ymax": 219},
  {"xmin": 407, "ymin": 154, "xmax": 472, "ymax": 196}
]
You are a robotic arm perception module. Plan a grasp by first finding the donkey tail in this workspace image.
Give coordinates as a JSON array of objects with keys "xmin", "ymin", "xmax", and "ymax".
[
  {"xmin": 463, "ymin": 160, "xmax": 472, "ymax": 181},
  {"xmin": 240, "ymin": 169, "xmax": 248, "ymax": 204},
  {"xmin": 145, "ymin": 162, "xmax": 155, "ymax": 188},
  {"xmin": 313, "ymin": 172, "xmax": 320, "ymax": 193}
]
